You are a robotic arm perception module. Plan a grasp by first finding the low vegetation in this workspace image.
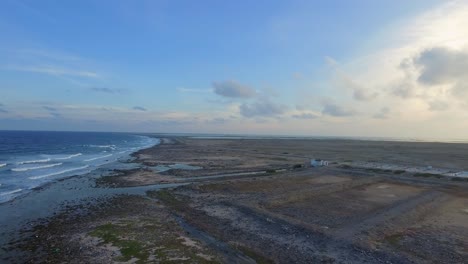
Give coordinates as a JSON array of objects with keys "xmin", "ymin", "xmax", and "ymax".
[
  {"xmin": 89, "ymin": 223, "xmax": 150, "ymax": 263},
  {"xmin": 293, "ymin": 164, "xmax": 303, "ymax": 169}
]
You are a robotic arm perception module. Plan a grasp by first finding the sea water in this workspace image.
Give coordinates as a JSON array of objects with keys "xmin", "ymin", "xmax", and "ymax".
[{"xmin": 0, "ymin": 131, "xmax": 159, "ymax": 203}]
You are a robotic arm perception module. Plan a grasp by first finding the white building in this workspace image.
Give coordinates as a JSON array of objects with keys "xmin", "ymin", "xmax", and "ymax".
[{"xmin": 311, "ymin": 159, "xmax": 328, "ymax": 167}]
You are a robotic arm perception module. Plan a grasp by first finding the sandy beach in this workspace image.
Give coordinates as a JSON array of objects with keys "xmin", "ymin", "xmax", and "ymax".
[{"xmin": 2, "ymin": 136, "xmax": 468, "ymax": 263}]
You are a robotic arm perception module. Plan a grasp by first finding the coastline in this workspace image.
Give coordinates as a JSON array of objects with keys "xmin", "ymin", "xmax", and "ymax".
[
  {"xmin": 0, "ymin": 135, "xmax": 163, "ymax": 259},
  {"xmin": 2, "ymin": 136, "xmax": 468, "ymax": 263},
  {"xmin": 0, "ymin": 132, "xmax": 159, "ymax": 204}
]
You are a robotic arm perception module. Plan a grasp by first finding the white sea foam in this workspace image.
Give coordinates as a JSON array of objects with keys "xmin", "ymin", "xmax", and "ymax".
[
  {"xmin": 28, "ymin": 165, "xmax": 89, "ymax": 180},
  {"xmin": 0, "ymin": 188, "xmax": 23, "ymax": 196},
  {"xmin": 0, "ymin": 163, "xmax": 6, "ymax": 168},
  {"xmin": 54, "ymin": 153, "xmax": 82, "ymax": 160},
  {"xmin": 84, "ymin": 154, "xmax": 113, "ymax": 162},
  {"xmin": 12, "ymin": 163, "xmax": 63, "ymax": 172},
  {"xmin": 88, "ymin": 144, "xmax": 116, "ymax": 149},
  {"xmin": 17, "ymin": 158, "xmax": 51, "ymax": 165},
  {"xmin": 93, "ymin": 160, "xmax": 114, "ymax": 167}
]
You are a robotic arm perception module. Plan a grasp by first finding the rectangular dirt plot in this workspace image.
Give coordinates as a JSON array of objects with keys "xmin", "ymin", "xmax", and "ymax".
[
  {"xmin": 380, "ymin": 196, "xmax": 468, "ymax": 262},
  {"xmin": 268, "ymin": 182, "xmax": 425, "ymax": 229},
  {"xmin": 204, "ymin": 174, "xmax": 353, "ymax": 195},
  {"xmin": 384, "ymin": 226, "xmax": 468, "ymax": 263}
]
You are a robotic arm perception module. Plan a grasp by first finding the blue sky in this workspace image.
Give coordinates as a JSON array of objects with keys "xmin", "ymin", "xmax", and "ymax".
[{"xmin": 2, "ymin": 0, "xmax": 468, "ymax": 139}]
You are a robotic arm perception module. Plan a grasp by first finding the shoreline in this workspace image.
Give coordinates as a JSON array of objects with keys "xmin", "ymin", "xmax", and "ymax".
[
  {"xmin": 0, "ymin": 134, "xmax": 161, "ymax": 205},
  {"xmin": 0, "ymin": 136, "xmax": 163, "ymax": 259},
  {"xmin": 2, "ymin": 136, "xmax": 468, "ymax": 263}
]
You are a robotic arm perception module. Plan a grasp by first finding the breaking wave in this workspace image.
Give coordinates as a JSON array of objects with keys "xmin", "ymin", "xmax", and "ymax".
[
  {"xmin": 84, "ymin": 154, "xmax": 113, "ymax": 162},
  {"xmin": 28, "ymin": 165, "xmax": 90, "ymax": 180},
  {"xmin": 88, "ymin": 145, "xmax": 116, "ymax": 150},
  {"xmin": 0, "ymin": 188, "xmax": 23, "ymax": 196},
  {"xmin": 17, "ymin": 158, "xmax": 51, "ymax": 165},
  {"xmin": 12, "ymin": 163, "xmax": 63, "ymax": 172},
  {"xmin": 54, "ymin": 153, "xmax": 82, "ymax": 160}
]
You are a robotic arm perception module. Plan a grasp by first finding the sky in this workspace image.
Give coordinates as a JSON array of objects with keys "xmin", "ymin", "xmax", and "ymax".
[{"xmin": 1, "ymin": 0, "xmax": 468, "ymax": 139}]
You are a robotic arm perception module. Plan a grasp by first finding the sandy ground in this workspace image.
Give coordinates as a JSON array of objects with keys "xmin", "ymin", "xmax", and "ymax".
[{"xmin": 4, "ymin": 137, "xmax": 468, "ymax": 263}]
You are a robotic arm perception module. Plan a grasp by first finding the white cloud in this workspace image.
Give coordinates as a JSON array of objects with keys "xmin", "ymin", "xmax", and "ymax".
[
  {"xmin": 6, "ymin": 65, "xmax": 99, "ymax": 78},
  {"xmin": 42, "ymin": 106, "xmax": 58, "ymax": 112},
  {"xmin": 239, "ymin": 99, "xmax": 287, "ymax": 118},
  {"xmin": 315, "ymin": 0, "xmax": 468, "ymax": 137},
  {"xmin": 414, "ymin": 47, "xmax": 468, "ymax": 86},
  {"xmin": 327, "ymin": 58, "xmax": 378, "ymax": 102},
  {"xmin": 373, "ymin": 107, "xmax": 390, "ymax": 119},
  {"xmin": 213, "ymin": 80, "xmax": 256, "ymax": 98},
  {"xmin": 132, "ymin": 106, "xmax": 147, "ymax": 111},
  {"xmin": 353, "ymin": 88, "xmax": 378, "ymax": 101},
  {"xmin": 321, "ymin": 102, "xmax": 356, "ymax": 117},
  {"xmin": 292, "ymin": 112, "xmax": 318, "ymax": 119},
  {"xmin": 428, "ymin": 100, "xmax": 449, "ymax": 111},
  {"xmin": 1, "ymin": 48, "xmax": 102, "ymax": 88}
]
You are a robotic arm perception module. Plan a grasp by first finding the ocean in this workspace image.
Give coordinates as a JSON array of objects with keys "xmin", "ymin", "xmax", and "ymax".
[{"xmin": 0, "ymin": 131, "xmax": 158, "ymax": 203}]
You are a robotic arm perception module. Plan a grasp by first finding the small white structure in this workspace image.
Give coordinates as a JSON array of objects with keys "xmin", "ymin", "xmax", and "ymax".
[
  {"xmin": 454, "ymin": 171, "xmax": 468, "ymax": 178},
  {"xmin": 311, "ymin": 159, "xmax": 329, "ymax": 167}
]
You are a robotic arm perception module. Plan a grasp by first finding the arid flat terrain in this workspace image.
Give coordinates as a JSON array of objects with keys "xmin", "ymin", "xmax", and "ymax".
[{"xmin": 6, "ymin": 137, "xmax": 468, "ymax": 263}]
